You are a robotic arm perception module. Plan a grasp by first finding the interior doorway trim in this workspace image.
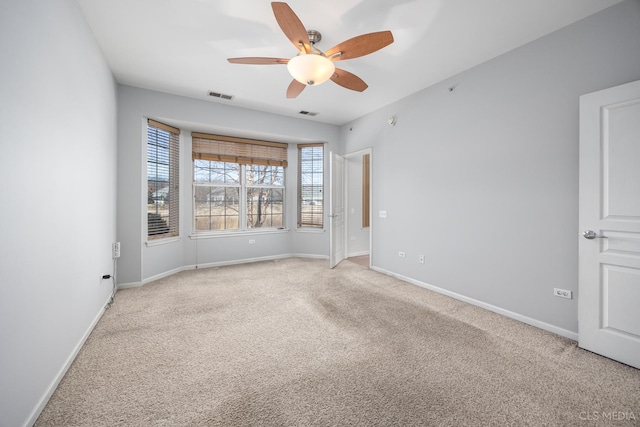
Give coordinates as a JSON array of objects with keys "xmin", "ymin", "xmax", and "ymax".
[{"xmin": 344, "ymin": 148, "xmax": 372, "ymax": 269}]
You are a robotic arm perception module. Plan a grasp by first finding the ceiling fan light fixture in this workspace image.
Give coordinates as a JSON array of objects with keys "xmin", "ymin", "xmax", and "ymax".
[
  {"xmin": 287, "ymin": 53, "xmax": 335, "ymax": 86},
  {"xmin": 227, "ymin": 3, "xmax": 393, "ymax": 98}
]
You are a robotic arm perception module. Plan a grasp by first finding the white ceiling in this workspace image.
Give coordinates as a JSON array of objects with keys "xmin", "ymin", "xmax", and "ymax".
[{"xmin": 76, "ymin": 0, "xmax": 622, "ymax": 125}]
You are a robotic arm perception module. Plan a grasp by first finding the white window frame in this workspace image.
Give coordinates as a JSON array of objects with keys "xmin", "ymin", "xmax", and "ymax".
[
  {"xmin": 297, "ymin": 143, "xmax": 324, "ymax": 229},
  {"xmin": 193, "ymin": 161, "xmax": 286, "ymax": 235},
  {"xmin": 146, "ymin": 119, "xmax": 180, "ymax": 241}
]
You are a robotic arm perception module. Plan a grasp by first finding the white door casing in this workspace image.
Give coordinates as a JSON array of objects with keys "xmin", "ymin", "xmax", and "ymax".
[
  {"xmin": 344, "ymin": 148, "xmax": 373, "ymax": 267},
  {"xmin": 578, "ymin": 79, "xmax": 640, "ymax": 369},
  {"xmin": 329, "ymin": 152, "xmax": 345, "ymax": 268}
]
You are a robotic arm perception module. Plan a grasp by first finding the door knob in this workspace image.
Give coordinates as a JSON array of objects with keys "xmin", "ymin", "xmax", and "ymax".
[{"xmin": 583, "ymin": 230, "xmax": 607, "ymax": 239}]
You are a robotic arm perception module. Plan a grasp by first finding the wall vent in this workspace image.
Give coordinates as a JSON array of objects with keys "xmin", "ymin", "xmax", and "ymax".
[
  {"xmin": 298, "ymin": 110, "xmax": 318, "ymax": 116},
  {"xmin": 208, "ymin": 91, "xmax": 234, "ymax": 100}
]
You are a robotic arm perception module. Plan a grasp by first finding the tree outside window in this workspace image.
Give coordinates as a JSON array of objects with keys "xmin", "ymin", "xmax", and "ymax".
[{"xmin": 192, "ymin": 133, "xmax": 287, "ymax": 233}]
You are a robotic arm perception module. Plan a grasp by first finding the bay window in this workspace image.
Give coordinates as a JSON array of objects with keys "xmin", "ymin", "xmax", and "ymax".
[{"xmin": 192, "ymin": 133, "xmax": 287, "ymax": 233}]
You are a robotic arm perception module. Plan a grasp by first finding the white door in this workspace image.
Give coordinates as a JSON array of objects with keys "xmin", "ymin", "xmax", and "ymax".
[
  {"xmin": 329, "ymin": 152, "xmax": 345, "ymax": 268},
  {"xmin": 579, "ymin": 79, "xmax": 640, "ymax": 369}
]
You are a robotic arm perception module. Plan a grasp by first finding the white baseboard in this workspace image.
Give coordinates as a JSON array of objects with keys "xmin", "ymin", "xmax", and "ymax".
[
  {"xmin": 26, "ymin": 294, "xmax": 111, "ymax": 427},
  {"xmin": 371, "ymin": 266, "xmax": 578, "ymax": 342},
  {"xmin": 291, "ymin": 253, "xmax": 329, "ymax": 260},
  {"xmin": 347, "ymin": 251, "xmax": 369, "ymax": 258},
  {"xmin": 117, "ymin": 281, "xmax": 144, "ymax": 289},
  {"xmin": 118, "ymin": 254, "xmax": 329, "ymax": 289},
  {"xmin": 188, "ymin": 253, "xmax": 294, "ymax": 271},
  {"xmin": 121, "ymin": 259, "xmax": 578, "ymax": 342},
  {"xmin": 29, "ymin": 258, "xmax": 576, "ymax": 427},
  {"xmin": 32, "ymin": 255, "xmax": 331, "ymax": 424}
]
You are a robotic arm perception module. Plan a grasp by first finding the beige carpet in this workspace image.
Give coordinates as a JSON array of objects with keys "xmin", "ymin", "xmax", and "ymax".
[
  {"xmin": 36, "ymin": 258, "xmax": 640, "ymax": 426},
  {"xmin": 347, "ymin": 255, "xmax": 369, "ymax": 268}
]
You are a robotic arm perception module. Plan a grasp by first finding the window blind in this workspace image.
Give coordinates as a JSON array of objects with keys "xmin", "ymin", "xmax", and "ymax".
[
  {"xmin": 192, "ymin": 132, "xmax": 288, "ymax": 167},
  {"xmin": 298, "ymin": 143, "xmax": 324, "ymax": 228},
  {"xmin": 147, "ymin": 119, "xmax": 180, "ymax": 239}
]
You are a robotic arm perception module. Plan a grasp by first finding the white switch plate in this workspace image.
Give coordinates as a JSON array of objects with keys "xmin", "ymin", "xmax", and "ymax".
[{"xmin": 379, "ymin": 210, "xmax": 387, "ymax": 218}]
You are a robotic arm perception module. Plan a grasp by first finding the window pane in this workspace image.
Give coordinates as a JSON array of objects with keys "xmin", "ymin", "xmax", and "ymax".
[
  {"xmin": 246, "ymin": 165, "xmax": 284, "ymax": 186},
  {"xmin": 247, "ymin": 187, "xmax": 283, "ymax": 229},
  {"xmin": 299, "ymin": 197, "xmax": 323, "ymax": 228},
  {"xmin": 298, "ymin": 145, "xmax": 323, "ymax": 228},
  {"xmin": 194, "ymin": 160, "xmax": 239, "ymax": 184},
  {"xmin": 192, "ymin": 142, "xmax": 288, "ymax": 233},
  {"xmin": 147, "ymin": 124, "xmax": 179, "ymax": 238},
  {"xmin": 194, "ymin": 186, "xmax": 240, "ymax": 231},
  {"xmin": 193, "ymin": 160, "xmax": 211, "ymax": 182}
]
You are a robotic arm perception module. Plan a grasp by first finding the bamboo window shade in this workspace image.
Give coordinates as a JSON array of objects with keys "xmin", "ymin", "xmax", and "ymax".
[
  {"xmin": 148, "ymin": 119, "xmax": 180, "ymax": 135},
  {"xmin": 192, "ymin": 133, "xmax": 288, "ymax": 167}
]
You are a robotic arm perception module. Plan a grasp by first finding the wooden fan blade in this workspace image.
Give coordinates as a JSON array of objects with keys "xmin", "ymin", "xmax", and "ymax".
[
  {"xmin": 272, "ymin": 2, "xmax": 311, "ymax": 53},
  {"xmin": 326, "ymin": 31, "xmax": 394, "ymax": 61},
  {"xmin": 287, "ymin": 79, "xmax": 306, "ymax": 98},
  {"xmin": 331, "ymin": 68, "xmax": 368, "ymax": 92},
  {"xmin": 227, "ymin": 57, "xmax": 289, "ymax": 65}
]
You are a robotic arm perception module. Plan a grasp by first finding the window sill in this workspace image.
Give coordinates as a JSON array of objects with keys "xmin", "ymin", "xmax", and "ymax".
[
  {"xmin": 189, "ymin": 228, "xmax": 290, "ymax": 240},
  {"xmin": 146, "ymin": 236, "xmax": 180, "ymax": 247},
  {"xmin": 296, "ymin": 228, "xmax": 326, "ymax": 234}
]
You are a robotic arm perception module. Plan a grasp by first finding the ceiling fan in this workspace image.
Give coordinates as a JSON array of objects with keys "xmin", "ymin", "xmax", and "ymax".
[{"xmin": 227, "ymin": 2, "xmax": 394, "ymax": 98}]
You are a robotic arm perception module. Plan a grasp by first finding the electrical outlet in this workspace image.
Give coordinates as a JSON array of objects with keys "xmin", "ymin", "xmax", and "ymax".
[
  {"xmin": 398, "ymin": 251, "xmax": 406, "ymax": 258},
  {"xmin": 419, "ymin": 255, "xmax": 425, "ymax": 264},
  {"xmin": 249, "ymin": 239, "xmax": 256, "ymax": 244},
  {"xmin": 379, "ymin": 210, "xmax": 387, "ymax": 218},
  {"xmin": 112, "ymin": 242, "xmax": 121, "ymax": 259},
  {"xmin": 554, "ymin": 288, "xmax": 572, "ymax": 299}
]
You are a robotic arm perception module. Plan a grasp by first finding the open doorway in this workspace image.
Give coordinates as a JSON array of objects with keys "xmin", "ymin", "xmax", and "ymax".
[{"xmin": 344, "ymin": 149, "xmax": 372, "ymax": 268}]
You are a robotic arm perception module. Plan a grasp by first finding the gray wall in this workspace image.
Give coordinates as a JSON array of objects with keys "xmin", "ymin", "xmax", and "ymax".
[
  {"xmin": 117, "ymin": 86, "xmax": 340, "ymax": 285},
  {"xmin": 341, "ymin": 0, "xmax": 640, "ymax": 336},
  {"xmin": 2, "ymin": 1, "xmax": 639, "ymax": 425},
  {"xmin": 0, "ymin": 1, "xmax": 118, "ymax": 426}
]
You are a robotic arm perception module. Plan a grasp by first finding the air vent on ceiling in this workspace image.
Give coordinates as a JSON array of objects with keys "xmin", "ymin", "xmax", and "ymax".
[
  {"xmin": 208, "ymin": 91, "xmax": 234, "ymax": 100},
  {"xmin": 298, "ymin": 111, "xmax": 318, "ymax": 117}
]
